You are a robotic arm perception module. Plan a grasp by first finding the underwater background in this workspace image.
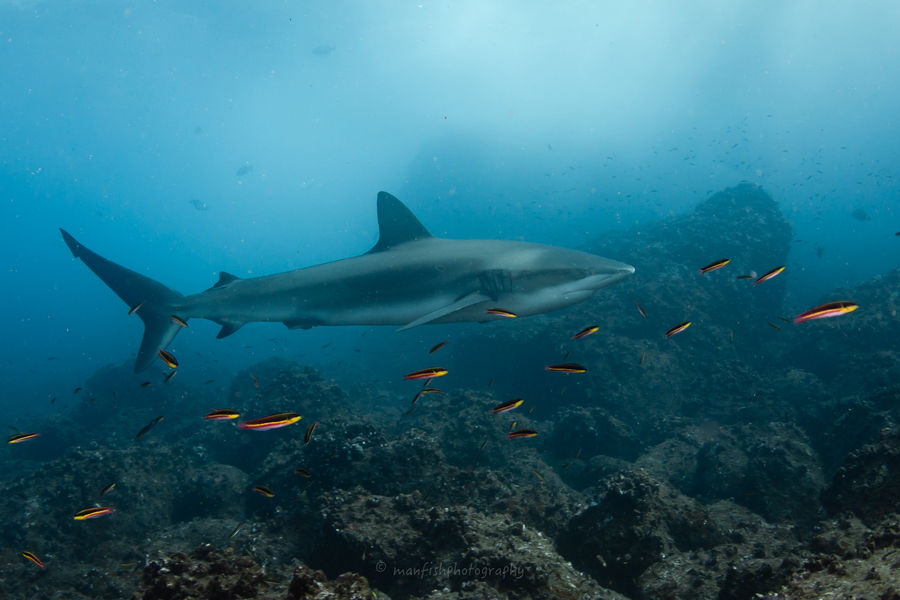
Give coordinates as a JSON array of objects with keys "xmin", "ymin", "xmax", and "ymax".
[{"xmin": 1, "ymin": 2, "xmax": 899, "ymax": 599}]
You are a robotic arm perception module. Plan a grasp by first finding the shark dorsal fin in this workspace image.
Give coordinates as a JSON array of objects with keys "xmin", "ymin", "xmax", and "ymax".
[
  {"xmin": 367, "ymin": 192, "xmax": 432, "ymax": 254},
  {"xmin": 213, "ymin": 271, "xmax": 240, "ymax": 288}
]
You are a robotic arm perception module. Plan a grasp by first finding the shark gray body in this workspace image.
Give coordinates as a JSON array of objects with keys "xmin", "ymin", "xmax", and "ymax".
[{"xmin": 61, "ymin": 192, "xmax": 634, "ymax": 371}]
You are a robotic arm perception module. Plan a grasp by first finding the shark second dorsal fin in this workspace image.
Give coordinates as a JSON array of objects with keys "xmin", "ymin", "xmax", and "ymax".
[{"xmin": 366, "ymin": 192, "xmax": 432, "ymax": 254}]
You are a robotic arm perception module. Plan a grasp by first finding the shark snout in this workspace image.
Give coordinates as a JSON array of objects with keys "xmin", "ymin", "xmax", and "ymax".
[{"xmin": 584, "ymin": 261, "xmax": 635, "ymax": 289}]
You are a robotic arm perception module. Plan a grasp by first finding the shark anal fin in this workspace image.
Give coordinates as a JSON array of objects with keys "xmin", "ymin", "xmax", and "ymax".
[
  {"xmin": 283, "ymin": 318, "xmax": 321, "ymax": 330},
  {"xmin": 398, "ymin": 291, "xmax": 488, "ymax": 331}
]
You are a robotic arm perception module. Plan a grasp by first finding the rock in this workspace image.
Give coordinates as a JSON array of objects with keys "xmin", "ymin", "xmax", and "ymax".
[
  {"xmin": 631, "ymin": 500, "xmax": 800, "ymax": 599},
  {"xmin": 758, "ymin": 515, "xmax": 900, "ymax": 600},
  {"xmin": 287, "ymin": 563, "xmax": 376, "ymax": 600},
  {"xmin": 558, "ymin": 470, "xmax": 726, "ymax": 597},
  {"xmin": 822, "ymin": 433, "xmax": 900, "ymax": 525},
  {"xmin": 546, "ymin": 406, "xmax": 643, "ymax": 464},
  {"xmin": 637, "ymin": 422, "xmax": 825, "ymax": 531},
  {"xmin": 132, "ymin": 544, "xmax": 267, "ymax": 599},
  {"xmin": 316, "ymin": 489, "xmax": 620, "ymax": 599}
]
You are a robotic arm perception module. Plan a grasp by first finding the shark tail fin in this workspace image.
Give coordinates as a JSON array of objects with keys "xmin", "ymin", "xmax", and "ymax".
[{"xmin": 60, "ymin": 229, "xmax": 185, "ymax": 372}]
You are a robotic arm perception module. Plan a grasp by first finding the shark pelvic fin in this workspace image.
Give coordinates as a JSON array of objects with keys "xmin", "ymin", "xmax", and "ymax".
[
  {"xmin": 397, "ymin": 291, "xmax": 488, "ymax": 331},
  {"xmin": 215, "ymin": 320, "xmax": 245, "ymax": 338},
  {"xmin": 366, "ymin": 192, "xmax": 432, "ymax": 253}
]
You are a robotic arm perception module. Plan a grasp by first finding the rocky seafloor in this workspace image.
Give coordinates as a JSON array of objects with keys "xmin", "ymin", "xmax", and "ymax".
[{"xmin": 3, "ymin": 183, "xmax": 900, "ymax": 599}]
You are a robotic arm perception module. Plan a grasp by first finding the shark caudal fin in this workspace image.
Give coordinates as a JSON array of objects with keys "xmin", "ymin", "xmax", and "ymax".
[{"xmin": 60, "ymin": 229, "xmax": 185, "ymax": 372}]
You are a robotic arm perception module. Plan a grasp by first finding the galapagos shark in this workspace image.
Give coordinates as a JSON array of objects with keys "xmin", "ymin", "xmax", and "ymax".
[{"xmin": 61, "ymin": 192, "xmax": 634, "ymax": 371}]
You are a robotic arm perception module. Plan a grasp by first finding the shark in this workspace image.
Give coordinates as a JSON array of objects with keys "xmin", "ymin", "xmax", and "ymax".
[{"xmin": 61, "ymin": 192, "xmax": 634, "ymax": 371}]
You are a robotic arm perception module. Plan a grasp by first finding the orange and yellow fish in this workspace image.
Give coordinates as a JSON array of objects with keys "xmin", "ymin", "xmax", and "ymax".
[
  {"xmin": 253, "ymin": 485, "xmax": 274, "ymax": 498},
  {"xmin": 572, "ymin": 325, "xmax": 599, "ymax": 340},
  {"xmin": 404, "ymin": 367, "xmax": 448, "ymax": 381},
  {"xmin": 170, "ymin": 315, "xmax": 188, "ymax": 328},
  {"xmin": 8, "ymin": 432, "xmax": 39, "ymax": 444},
  {"xmin": 793, "ymin": 301, "xmax": 858, "ymax": 324},
  {"xmin": 699, "ymin": 258, "xmax": 730, "ymax": 274},
  {"xmin": 22, "ymin": 551, "xmax": 45, "ymax": 570},
  {"xmin": 507, "ymin": 429, "xmax": 538, "ymax": 439},
  {"xmin": 74, "ymin": 506, "xmax": 114, "ymax": 520},
  {"xmin": 485, "ymin": 308, "xmax": 517, "ymax": 318},
  {"xmin": 665, "ymin": 321, "xmax": 691, "ymax": 338},
  {"xmin": 545, "ymin": 363, "xmax": 587, "ymax": 374},
  {"xmin": 491, "ymin": 399, "xmax": 523, "ymax": 414},
  {"xmin": 238, "ymin": 413, "xmax": 301, "ymax": 431},
  {"xmin": 157, "ymin": 349, "xmax": 178, "ymax": 369},
  {"xmin": 754, "ymin": 266, "xmax": 785, "ymax": 285},
  {"xmin": 204, "ymin": 409, "xmax": 240, "ymax": 421}
]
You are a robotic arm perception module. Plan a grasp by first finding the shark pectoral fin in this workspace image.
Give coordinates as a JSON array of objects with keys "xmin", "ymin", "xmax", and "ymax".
[
  {"xmin": 283, "ymin": 318, "xmax": 321, "ymax": 330},
  {"xmin": 215, "ymin": 320, "xmax": 245, "ymax": 339},
  {"xmin": 397, "ymin": 292, "xmax": 488, "ymax": 331}
]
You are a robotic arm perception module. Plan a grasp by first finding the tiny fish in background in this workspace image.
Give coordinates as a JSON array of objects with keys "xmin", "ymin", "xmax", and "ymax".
[
  {"xmin": 412, "ymin": 388, "xmax": 443, "ymax": 405},
  {"xmin": 304, "ymin": 422, "xmax": 318, "ymax": 445},
  {"xmin": 635, "ymin": 301, "xmax": 648, "ymax": 318},
  {"xmin": 135, "ymin": 416, "xmax": 164, "ymax": 440}
]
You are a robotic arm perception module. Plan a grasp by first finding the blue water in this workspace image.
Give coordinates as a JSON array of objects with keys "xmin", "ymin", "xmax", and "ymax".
[{"xmin": 1, "ymin": 2, "xmax": 898, "ymax": 418}]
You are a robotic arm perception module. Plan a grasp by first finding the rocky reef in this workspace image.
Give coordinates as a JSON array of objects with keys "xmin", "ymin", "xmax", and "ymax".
[{"xmin": 2, "ymin": 183, "xmax": 900, "ymax": 599}]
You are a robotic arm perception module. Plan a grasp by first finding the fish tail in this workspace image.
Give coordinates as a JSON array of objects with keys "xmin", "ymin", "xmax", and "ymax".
[{"xmin": 60, "ymin": 229, "xmax": 184, "ymax": 371}]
